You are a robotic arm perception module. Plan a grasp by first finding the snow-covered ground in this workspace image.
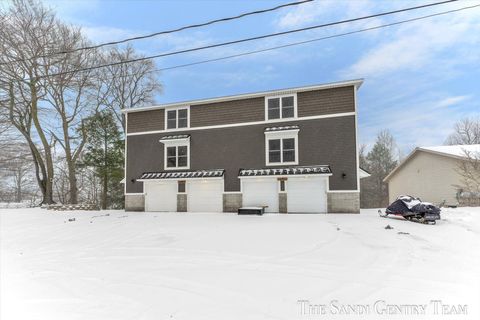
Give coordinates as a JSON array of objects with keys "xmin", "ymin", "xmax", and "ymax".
[{"xmin": 1, "ymin": 208, "xmax": 479, "ymax": 320}]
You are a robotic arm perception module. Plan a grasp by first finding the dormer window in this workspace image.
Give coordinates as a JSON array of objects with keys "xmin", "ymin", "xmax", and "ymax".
[
  {"xmin": 166, "ymin": 106, "xmax": 189, "ymax": 130},
  {"xmin": 265, "ymin": 94, "xmax": 297, "ymax": 121}
]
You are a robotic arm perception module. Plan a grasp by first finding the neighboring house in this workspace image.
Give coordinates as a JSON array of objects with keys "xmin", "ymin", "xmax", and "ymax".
[
  {"xmin": 123, "ymin": 79, "xmax": 363, "ymax": 213},
  {"xmin": 384, "ymin": 144, "xmax": 480, "ymax": 206}
]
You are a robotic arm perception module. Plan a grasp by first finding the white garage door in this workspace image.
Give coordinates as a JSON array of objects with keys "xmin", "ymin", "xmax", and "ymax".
[
  {"xmin": 145, "ymin": 181, "xmax": 177, "ymax": 212},
  {"xmin": 187, "ymin": 179, "xmax": 223, "ymax": 212},
  {"xmin": 287, "ymin": 177, "xmax": 327, "ymax": 213},
  {"xmin": 242, "ymin": 179, "xmax": 278, "ymax": 213}
]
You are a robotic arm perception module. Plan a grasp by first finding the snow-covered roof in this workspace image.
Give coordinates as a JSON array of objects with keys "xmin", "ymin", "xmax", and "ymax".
[
  {"xmin": 138, "ymin": 169, "xmax": 224, "ymax": 180},
  {"xmin": 239, "ymin": 165, "xmax": 332, "ymax": 177},
  {"xmin": 159, "ymin": 134, "xmax": 190, "ymax": 141},
  {"xmin": 264, "ymin": 126, "xmax": 299, "ymax": 132},
  {"xmin": 384, "ymin": 144, "xmax": 480, "ymax": 182},
  {"xmin": 420, "ymin": 144, "xmax": 480, "ymax": 158}
]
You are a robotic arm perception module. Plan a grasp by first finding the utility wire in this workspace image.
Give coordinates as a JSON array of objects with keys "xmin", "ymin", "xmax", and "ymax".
[
  {"xmin": 0, "ymin": 0, "xmax": 313, "ymax": 66},
  {"xmin": 94, "ymin": 3, "xmax": 480, "ymax": 81},
  {"xmin": 30, "ymin": 0, "xmax": 459, "ymax": 80}
]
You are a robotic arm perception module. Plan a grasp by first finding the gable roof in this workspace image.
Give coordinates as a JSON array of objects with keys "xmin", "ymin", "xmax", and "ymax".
[
  {"xmin": 384, "ymin": 144, "xmax": 480, "ymax": 182},
  {"xmin": 122, "ymin": 78, "xmax": 363, "ymax": 114},
  {"xmin": 420, "ymin": 145, "xmax": 480, "ymax": 158}
]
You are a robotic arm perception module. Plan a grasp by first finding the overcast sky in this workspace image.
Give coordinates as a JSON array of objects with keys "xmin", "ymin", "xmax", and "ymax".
[{"xmin": 42, "ymin": 0, "xmax": 480, "ymax": 152}]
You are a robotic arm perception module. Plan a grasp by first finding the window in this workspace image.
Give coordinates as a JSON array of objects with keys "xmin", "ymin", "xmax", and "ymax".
[
  {"xmin": 166, "ymin": 107, "xmax": 189, "ymax": 130},
  {"xmin": 265, "ymin": 129, "xmax": 299, "ymax": 166},
  {"xmin": 278, "ymin": 179, "xmax": 287, "ymax": 192},
  {"xmin": 268, "ymin": 138, "xmax": 296, "ymax": 164},
  {"xmin": 166, "ymin": 145, "xmax": 189, "ymax": 169},
  {"xmin": 161, "ymin": 135, "xmax": 190, "ymax": 170},
  {"xmin": 178, "ymin": 181, "xmax": 186, "ymax": 193},
  {"xmin": 266, "ymin": 94, "xmax": 296, "ymax": 120}
]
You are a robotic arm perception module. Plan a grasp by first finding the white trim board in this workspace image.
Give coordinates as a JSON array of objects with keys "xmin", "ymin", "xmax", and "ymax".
[
  {"xmin": 122, "ymin": 79, "xmax": 363, "ymax": 114},
  {"xmin": 127, "ymin": 112, "xmax": 356, "ymax": 136}
]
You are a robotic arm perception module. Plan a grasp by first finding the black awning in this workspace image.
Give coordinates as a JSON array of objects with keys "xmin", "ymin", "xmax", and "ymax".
[
  {"xmin": 239, "ymin": 165, "xmax": 331, "ymax": 177},
  {"xmin": 139, "ymin": 169, "xmax": 224, "ymax": 180}
]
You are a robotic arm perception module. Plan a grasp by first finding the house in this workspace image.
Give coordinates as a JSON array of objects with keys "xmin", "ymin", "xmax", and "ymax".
[
  {"xmin": 123, "ymin": 79, "xmax": 363, "ymax": 213},
  {"xmin": 384, "ymin": 144, "xmax": 480, "ymax": 206}
]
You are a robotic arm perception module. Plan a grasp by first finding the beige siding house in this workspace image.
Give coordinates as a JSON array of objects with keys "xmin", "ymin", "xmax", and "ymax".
[{"xmin": 384, "ymin": 145, "xmax": 480, "ymax": 206}]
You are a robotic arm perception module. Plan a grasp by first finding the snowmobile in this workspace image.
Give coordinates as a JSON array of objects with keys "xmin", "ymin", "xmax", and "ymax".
[{"xmin": 378, "ymin": 195, "xmax": 441, "ymax": 224}]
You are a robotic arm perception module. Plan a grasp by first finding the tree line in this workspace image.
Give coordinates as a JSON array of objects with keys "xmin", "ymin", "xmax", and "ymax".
[{"xmin": 0, "ymin": 0, "xmax": 161, "ymax": 208}]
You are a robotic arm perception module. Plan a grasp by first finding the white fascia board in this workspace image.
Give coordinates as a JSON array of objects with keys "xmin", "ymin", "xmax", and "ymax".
[{"xmin": 122, "ymin": 79, "xmax": 364, "ymax": 114}]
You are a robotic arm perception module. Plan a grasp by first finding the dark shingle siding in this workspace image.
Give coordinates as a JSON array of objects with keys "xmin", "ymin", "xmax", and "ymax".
[
  {"xmin": 297, "ymin": 86, "xmax": 355, "ymax": 117},
  {"xmin": 127, "ymin": 109, "xmax": 164, "ymax": 133},
  {"xmin": 126, "ymin": 86, "xmax": 355, "ymax": 133},
  {"xmin": 190, "ymin": 97, "xmax": 264, "ymax": 127}
]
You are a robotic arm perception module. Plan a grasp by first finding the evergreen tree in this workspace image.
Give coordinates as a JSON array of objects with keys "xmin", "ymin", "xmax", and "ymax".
[
  {"xmin": 82, "ymin": 111, "xmax": 124, "ymax": 209},
  {"xmin": 361, "ymin": 130, "xmax": 398, "ymax": 208}
]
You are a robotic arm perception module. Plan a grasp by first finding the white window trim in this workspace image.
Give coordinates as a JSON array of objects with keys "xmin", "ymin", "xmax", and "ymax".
[
  {"xmin": 264, "ymin": 129, "xmax": 299, "ymax": 166},
  {"xmin": 264, "ymin": 93, "xmax": 298, "ymax": 122},
  {"xmin": 160, "ymin": 138, "xmax": 191, "ymax": 170},
  {"xmin": 164, "ymin": 106, "xmax": 190, "ymax": 131}
]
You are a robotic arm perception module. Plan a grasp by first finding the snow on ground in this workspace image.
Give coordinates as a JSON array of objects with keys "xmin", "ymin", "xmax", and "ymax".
[{"xmin": 1, "ymin": 208, "xmax": 479, "ymax": 320}]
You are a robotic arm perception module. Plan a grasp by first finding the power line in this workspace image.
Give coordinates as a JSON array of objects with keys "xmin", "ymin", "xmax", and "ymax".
[
  {"xmin": 102, "ymin": 3, "xmax": 480, "ymax": 80},
  {"xmin": 0, "ymin": 0, "xmax": 313, "ymax": 66},
  {"xmin": 31, "ymin": 0, "xmax": 459, "ymax": 80}
]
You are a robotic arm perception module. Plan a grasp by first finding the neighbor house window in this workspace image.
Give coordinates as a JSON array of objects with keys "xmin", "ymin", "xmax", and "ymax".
[
  {"xmin": 166, "ymin": 145, "xmax": 188, "ymax": 168},
  {"xmin": 266, "ymin": 94, "xmax": 296, "ymax": 120},
  {"xmin": 166, "ymin": 107, "xmax": 189, "ymax": 130},
  {"xmin": 264, "ymin": 128, "xmax": 299, "ymax": 166}
]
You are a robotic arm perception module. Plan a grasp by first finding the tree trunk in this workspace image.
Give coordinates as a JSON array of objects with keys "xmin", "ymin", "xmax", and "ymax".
[
  {"xmin": 14, "ymin": 169, "xmax": 22, "ymax": 203},
  {"xmin": 29, "ymin": 80, "xmax": 55, "ymax": 204}
]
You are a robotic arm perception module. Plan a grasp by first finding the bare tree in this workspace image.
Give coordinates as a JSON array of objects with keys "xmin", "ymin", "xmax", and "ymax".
[
  {"xmin": 445, "ymin": 117, "xmax": 480, "ymax": 145},
  {"xmin": 0, "ymin": 0, "xmax": 60, "ymax": 204},
  {"xmin": 454, "ymin": 149, "xmax": 480, "ymax": 205},
  {"xmin": 42, "ymin": 24, "xmax": 100, "ymax": 204},
  {"xmin": 100, "ymin": 45, "xmax": 162, "ymax": 132}
]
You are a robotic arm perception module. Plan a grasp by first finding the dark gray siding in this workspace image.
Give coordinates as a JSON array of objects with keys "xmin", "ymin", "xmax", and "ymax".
[
  {"xmin": 127, "ymin": 109, "xmax": 164, "ymax": 133},
  {"xmin": 190, "ymin": 97, "xmax": 264, "ymax": 127},
  {"xmin": 126, "ymin": 115, "xmax": 357, "ymax": 193},
  {"xmin": 297, "ymin": 86, "xmax": 354, "ymax": 117}
]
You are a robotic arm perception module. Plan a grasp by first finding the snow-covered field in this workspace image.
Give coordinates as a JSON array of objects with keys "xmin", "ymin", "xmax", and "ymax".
[{"xmin": 1, "ymin": 208, "xmax": 479, "ymax": 320}]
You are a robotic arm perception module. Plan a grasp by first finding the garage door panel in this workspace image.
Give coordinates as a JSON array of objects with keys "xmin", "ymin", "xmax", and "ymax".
[
  {"xmin": 145, "ymin": 181, "xmax": 177, "ymax": 212},
  {"xmin": 188, "ymin": 180, "xmax": 223, "ymax": 212},
  {"xmin": 242, "ymin": 179, "xmax": 278, "ymax": 213},
  {"xmin": 287, "ymin": 177, "xmax": 327, "ymax": 213}
]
